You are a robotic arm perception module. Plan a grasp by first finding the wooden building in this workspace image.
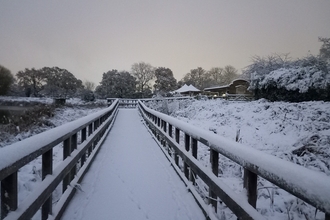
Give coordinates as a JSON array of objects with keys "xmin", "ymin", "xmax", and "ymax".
[{"xmin": 204, "ymin": 79, "xmax": 252, "ymax": 97}]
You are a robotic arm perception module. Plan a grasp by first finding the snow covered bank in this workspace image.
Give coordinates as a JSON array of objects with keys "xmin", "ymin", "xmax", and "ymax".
[{"xmin": 0, "ymin": 97, "xmax": 107, "ymax": 148}]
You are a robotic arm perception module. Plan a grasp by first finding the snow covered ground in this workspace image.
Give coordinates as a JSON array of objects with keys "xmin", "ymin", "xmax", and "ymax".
[
  {"xmin": 1, "ymin": 97, "xmax": 329, "ymax": 219},
  {"xmin": 145, "ymin": 98, "xmax": 330, "ymax": 219}
]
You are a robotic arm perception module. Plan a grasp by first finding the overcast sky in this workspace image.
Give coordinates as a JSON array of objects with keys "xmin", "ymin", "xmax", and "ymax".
[{"xmin": 1, "ymin": 1, "xmax": 329, "ymax": 85}]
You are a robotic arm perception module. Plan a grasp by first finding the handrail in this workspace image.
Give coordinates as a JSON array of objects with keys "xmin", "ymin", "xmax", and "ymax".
[
  {"xmin": 0, "ymin": 99, "xmax": 119, "ymax": 220},
  {"xmin": 138, "ymin": 100, "xmax": 330, "ymax": 219}
]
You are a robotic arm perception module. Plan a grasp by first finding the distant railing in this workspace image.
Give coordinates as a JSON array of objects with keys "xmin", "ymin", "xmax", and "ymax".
[
  {"xmin": 138, "ymin": 100, "xmax": 330, "ymax": 220},
  {"xmin": 0, "ymin": 100, "xmax": 119, "ymax": 220},
  {"xmin": 107, "ymin": 98, "xmax": 138, "ymax": 108}
]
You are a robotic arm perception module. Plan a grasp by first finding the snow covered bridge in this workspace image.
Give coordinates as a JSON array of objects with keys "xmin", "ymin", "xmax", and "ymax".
[{"xmin": 0, "ymin": 99, "xmax": 330, "ymax": 220}]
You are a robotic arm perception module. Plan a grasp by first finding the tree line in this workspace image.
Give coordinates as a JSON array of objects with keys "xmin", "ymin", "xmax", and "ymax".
[
  {"xmin": 1, "ymin": 37, "xmax": 329, "ymax": 101},
  {"xmin": 0, "ymin": 62, "xmax": 240, "ymax": 100}
]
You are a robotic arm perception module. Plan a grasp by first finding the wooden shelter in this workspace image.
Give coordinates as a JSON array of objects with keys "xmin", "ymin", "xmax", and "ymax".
[{"xmin": 204, "ymin": 79, "xmax": 252, "ymax": 96}]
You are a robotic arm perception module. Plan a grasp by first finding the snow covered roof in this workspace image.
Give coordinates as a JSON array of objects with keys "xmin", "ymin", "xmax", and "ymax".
[
  {"xmin": 204, "ymin": 79, "xmax": 249, "ymax": 91},
  {"xmin": 204, "ymin": 85, "xmax": 228, "ymax": 90},
  {"xmin": 174, "ymin": 84, "xmax": 200, "ymax": 93}
]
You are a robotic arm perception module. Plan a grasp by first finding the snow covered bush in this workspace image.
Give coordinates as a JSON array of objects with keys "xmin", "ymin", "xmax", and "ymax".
[{"xmin": 248, "ymin": 55, "xmax": 330, "ymax": 101}]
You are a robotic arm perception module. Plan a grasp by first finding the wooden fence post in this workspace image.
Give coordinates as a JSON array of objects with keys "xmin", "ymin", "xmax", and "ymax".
[
  {"xmin": 1, "ymin": 172, "xmax": 17, "ymax": 219},
  {"xmin": 63, "ymin": 137, "xmax": 71, "ymax": 193},
  {"xmin": 174, "ymin": 128, "xmax": 180, "ymax": 165},
  {"xmin": 42, "ymin": 148, "xmax": 53, "ymax": 220},
  {"xmin": 243, "ymin": 169, "xmax": 258, "ymax": 208},
  {"xmin": 93, "ymin": 120, "xmax": 98, "ymax": 148},
  {"xmin": 325, "ymin": 213, "xmax": 330, "ymax": 220},
  {"xmin": 81, "ymin": 127, "xmax": 87, "ymax": 166},
  {"xmin": 168, "ymin": 124, "xmax": 173, "ymax": 138},
  {"xmin": 88, "ymin": 123, "xmax": 93, "ymax": 155},
  {"xmin": 184, "ymin": 134, "xmax": 190, "ymax": 179},
  {"xmin": 190, "ymin": 138, "xmax": 198, "ymax": 184},
  {"xmin": 70, "ymin": 133, "xmax": 77, "ymax": 181},
  {"xmin": 162, "ymin": 121, "xmax": 167, "ymax": 147},
  {"xmin": 209, "ymin": 149, "xmax": 219, "ymax": 212}
]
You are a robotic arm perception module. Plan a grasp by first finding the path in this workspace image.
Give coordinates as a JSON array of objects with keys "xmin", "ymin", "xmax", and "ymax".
[{"xmin": 61, "ymin": 109, "xmax": 205, "ymax": 220}]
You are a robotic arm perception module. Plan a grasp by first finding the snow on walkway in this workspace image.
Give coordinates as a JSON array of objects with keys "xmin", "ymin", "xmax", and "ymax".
[{"xmin": 62, "ymin": 109, "xmax": 205, "ymax": 220}]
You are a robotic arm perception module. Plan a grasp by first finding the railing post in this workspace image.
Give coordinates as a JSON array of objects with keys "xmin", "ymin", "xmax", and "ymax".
[
  {"xmin": 168, "ymin": 124, "xmax": 173, "ymax": 138},
  {"xmin": 190, "ymin": 138, "xmax": 198, "ymax": 184},
  {"xmin": 88, "ymin": 123, "xmax": 93, "ymax": 155},
  {"xmin": 174, "ymin": 128, "xmax": 180, "ymax": 165},
  {"xmin": 42, "ymin": 148, "xmax": 53, "ymax": 220},
  {"xmin": 63, "ymin": 137, "xmax": 71, "ymax": 193},
  {"xmin": 1, "ymin": 172, "xmax": 17, "ymax": 219},
  {"xmin": 243, "ymin": 169, "xmax": 258, "ymax": 208},
  {"xmin": 93, "ymin": 120, "xmax": 98, "ymax": 148},
  {"xmin": 184, "ymin": 134, "xmax": 190, "ymax": 179},
  {"xmin": 209, "ymin": 149, "xmax": 219, "ymax": 212},
  {"xmin": 162, "ymin": 120, "xmax": 167, "ymax": 147},
  {"xmin": 81, "ymin": 127, "xmax": 87, "ymax": 166},
  {"xmin": 71, "ymin": 133, "xmax": 77, "ymax": 181},
  {"xmin": 325, "ymin": 213, "xmax": 330, "ymax": 220}
]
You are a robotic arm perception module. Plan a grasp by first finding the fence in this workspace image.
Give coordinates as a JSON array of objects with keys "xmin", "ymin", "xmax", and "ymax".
[
  {"xmin": 0, "ymin": 100, "xmax": 119, "ymax": 220},
  {"xmin": 138, "ymin": 100, "xmax": 330, "ymax": 220}
]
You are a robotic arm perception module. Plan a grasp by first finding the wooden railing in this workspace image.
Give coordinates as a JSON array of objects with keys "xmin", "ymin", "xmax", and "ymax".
[
  {"xmin": 107, "ymin": 98, "xmax": 138, "ymax": 108},
  {"xmin": 0, "ymin": 100, "xmax": 119, "ymax": 220},
  {"xmin": 138, "ymin": 100, "xmax": 330, "ymax": 220}
]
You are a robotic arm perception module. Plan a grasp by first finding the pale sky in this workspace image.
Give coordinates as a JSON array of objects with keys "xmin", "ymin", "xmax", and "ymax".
[{"xmin": 1, "ymin": 1, "xmax": 329, "ymax": 85}]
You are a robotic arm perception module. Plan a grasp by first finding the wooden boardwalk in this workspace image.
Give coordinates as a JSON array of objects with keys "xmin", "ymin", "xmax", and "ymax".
[{"xmin": 61, "ymin": 109, "xmax": 205, "ymax": 220}]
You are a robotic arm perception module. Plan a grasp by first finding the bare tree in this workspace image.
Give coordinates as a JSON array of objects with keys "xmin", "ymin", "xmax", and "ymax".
[
  {"xmin": 84, "ymin": 80, "xmax": 95, "ymax": 91},
  {"xmin": 319, "ymin": 37, "xmax": 330, "ymax": 62},
  {"xmin": 182, "ymin": 67, "xmax": 206, "ymax": 89},
  {"xmin": 131, "ymin": 62, "xmax": 155, "ymax": 97},
  {"xmin": 204, "ymin": 67, "xmax": 224, "ymax": 87},
  {"xmin": 222, "ymin": 65, "xmax": 239, "ymax": 84}
]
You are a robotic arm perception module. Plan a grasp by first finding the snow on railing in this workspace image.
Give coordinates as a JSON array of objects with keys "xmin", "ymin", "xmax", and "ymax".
[
  {"xmin": 138, "ymin": 100, "xmax": 330, "ymax": 220},
  {"xmin": 0, "ymin": 100, "xmax": 119, "ymax": 220}
]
